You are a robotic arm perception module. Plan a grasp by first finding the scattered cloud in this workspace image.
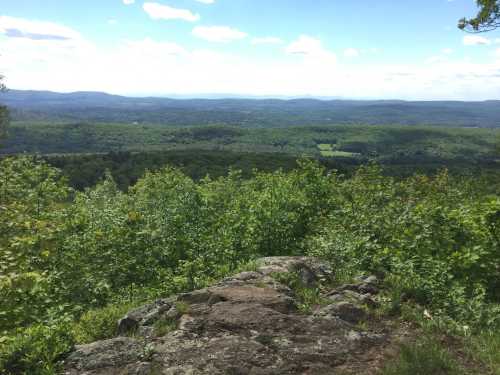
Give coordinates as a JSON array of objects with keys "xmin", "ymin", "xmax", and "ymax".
[
  {"xmin": 344, "ymin": 48, "xmax": 359, "ymax": 58},
  {"xmin": 286, "ymin": 35, "xmax": 323, "ymax": 55},
  {"xmin": 108, "ymin": 19, "xmax": 118, "ymax": 25},
  {"xmin": 0, "ymin": 15, "xmax": 80, "ymax": 41},
  {"xmin": 2, "ymin": 16, "xmax": 500, "ymax": 100},
  {"xmin": 285, "ymin": 35, "xmax": 337, "ymax": 66},
  {"xmin": 195, "ymin": 0, "xmax": 215, "ymax": 4},
  {"xmin": 251, "ymin": 36, "xmax": 283, "ymax": 45},
  {"xmin": 143, "ymin": 2, "xmax": 200, "ymax": 22},
  {"xmin": 123, "ymin": 0, "xmax": 135, "ymax": 4},
  {"xmin": 463, "ymin": 35, "xmax": 491, "ymax": 46},
  {"xmin": 442, "ymin": 48, "xmax": 453, "ymax": 54},
  {"xmin": 192, "ymin": 26, "xmax": 247, "ymax": 43}
]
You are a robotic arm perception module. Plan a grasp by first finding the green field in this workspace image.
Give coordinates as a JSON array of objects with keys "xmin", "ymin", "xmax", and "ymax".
[{"xmin": 316, "ymin": 143, "xmax": 360, "ymax": 158}]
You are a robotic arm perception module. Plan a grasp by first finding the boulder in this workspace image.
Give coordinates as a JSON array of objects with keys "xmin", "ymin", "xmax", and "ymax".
[{"xmin": 117, "ymin": 298, "xmax": 173, "ymax": 335}]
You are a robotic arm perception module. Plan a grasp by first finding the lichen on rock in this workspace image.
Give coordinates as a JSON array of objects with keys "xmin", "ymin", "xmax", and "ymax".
[{"xmin": 64, "ymin": 257, "xmax": 385, "ymax": 375}]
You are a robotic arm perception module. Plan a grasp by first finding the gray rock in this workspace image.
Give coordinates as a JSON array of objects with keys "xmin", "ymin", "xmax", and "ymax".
[
  {"xmin": 178, "ymin": 289, "xmax": 212, "ymax": 304},
  {"xmin": 117, "ymin": 298, "xmax": 173, "ymax": 335},
  {"xmin": 317, "ymin": 302, "xmax": 367, "ymax": 324},
  {"xmin": 257, "ymin": 257, "xmax": 334, "ymax": 286},
  {"xmin": 362, "ymin": 275, "xmax": 378, "ymax": 285},
  {"xmin": 64, "ymin": 337, "xmax": 144, "ymax": 374},
  {"xmin": 358, "ymin": 282, "xmax": 379, "ymax": 295},
  {"xmin": 65, "ymin": 257, "xmax": 387, "ymax": 375}
]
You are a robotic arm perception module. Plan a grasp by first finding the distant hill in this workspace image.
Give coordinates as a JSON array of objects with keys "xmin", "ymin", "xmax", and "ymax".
[{"xmin": 1, "ymin": 89, "xmax": 499, "ymax": 128}]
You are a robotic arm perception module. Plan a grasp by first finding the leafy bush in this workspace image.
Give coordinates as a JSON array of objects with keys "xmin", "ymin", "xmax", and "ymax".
[
  {"xmin": 1, "ymin": 155, "xmax": 499, "ymax": 372},
  {"xmin": 308, "ymin": 165, "xmax": 500, "ymax": 330},
  {"xmin": 0, "ymin": 324, "xmax": 74, "ymax": 375},
  {"xmin": 72, "ymin": 301, "xmax": 137, "ymax": 344}
]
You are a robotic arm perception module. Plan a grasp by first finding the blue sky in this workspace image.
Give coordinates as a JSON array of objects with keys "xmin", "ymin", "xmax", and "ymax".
[{"xmin": 1, "ymin": 0, "xmax": 500, "ymax": 99}]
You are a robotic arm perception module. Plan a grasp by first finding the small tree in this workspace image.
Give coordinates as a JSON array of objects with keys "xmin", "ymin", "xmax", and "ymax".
[{"xmin": 459, "ymin": 0, "xmax": 500, "ymax": 32}]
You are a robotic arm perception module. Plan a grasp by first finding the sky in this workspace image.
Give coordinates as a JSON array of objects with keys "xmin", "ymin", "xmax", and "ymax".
[{"xmin": 1, "ymin": 0, "xmax": 500, "ymax": 100}]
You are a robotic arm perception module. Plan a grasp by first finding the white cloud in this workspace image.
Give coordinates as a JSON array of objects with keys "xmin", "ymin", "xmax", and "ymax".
[
  {"xmin": 463, "ymin": 35, "xmax": 491, "ymax": 46},
  {"xmin": 192, "ymin": 26, "xmax": 247, "ymax": 43},
  {"xmin": 108, "ymin": 19, "xmax": 118, "ymax": 25},
  {"xmin": 195, "ymin": 0, "xmax": 215, "ymax": 3},
  {"xmin": 143, "ymin": 2, "xmax": 200, "ymax": 22},
  {"xmin": 285, "ymin": 35, "xmax": 337, "ymax": 66},
  {"xmin": 2, "ymin": 17, "xmax": 500, "ymax": 100},
  {"xmin": 0, "ymin": 15, "xmax": 80, "ymax": 41},
  {"xmin": 123, "ymin": 0, "xmax": 135, "ymax": 4},
  {"xmin": 251, "ymin": 37, "xmax": 283, "ymax": 45},
  {"xmin": 344, "ymin": 48, "xmax": 359, "ymax": 58},
  {"xmin": 286, "ymin": 35, "xmax": 324, "ymax": 55},
  {"xmin": 442, "ymin": 48, "xmax": 453, "ymax": 54}
]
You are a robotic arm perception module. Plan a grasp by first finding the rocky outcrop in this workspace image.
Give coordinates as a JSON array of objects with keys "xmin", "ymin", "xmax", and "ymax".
[{"xmin": 64, "ymin": 257, "xmax": 385, "ymax": 375}]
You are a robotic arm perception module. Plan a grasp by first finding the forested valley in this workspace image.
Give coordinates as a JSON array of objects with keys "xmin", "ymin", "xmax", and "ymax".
[{"xmin": 2, "ymin": 1, "xmax": 500, "ymax": 371}]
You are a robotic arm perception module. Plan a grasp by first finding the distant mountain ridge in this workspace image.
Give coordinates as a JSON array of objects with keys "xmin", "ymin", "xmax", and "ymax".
[{"xmin": 1, "ymin": 89, "xmax": 499, "ymax": 128}]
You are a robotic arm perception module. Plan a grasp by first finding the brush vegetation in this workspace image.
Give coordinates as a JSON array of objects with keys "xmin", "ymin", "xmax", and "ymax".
[{"xmin": 0, "ymin": 156, "xmax": 499, "ymax": 374}]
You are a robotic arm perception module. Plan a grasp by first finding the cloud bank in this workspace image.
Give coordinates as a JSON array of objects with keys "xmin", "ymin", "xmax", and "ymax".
[{"xmin": 1, "ymin": 17, "xmax": 500, "ymax": 100}]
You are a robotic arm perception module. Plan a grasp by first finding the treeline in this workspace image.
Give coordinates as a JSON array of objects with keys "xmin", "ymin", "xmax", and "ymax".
[
  {"xmin": 41, "ymin": 150, "xmax": 498, "ymax": 191},
  {"xmin": 43, "ymin": 150, "xmax": 359, "ymax": 190}
]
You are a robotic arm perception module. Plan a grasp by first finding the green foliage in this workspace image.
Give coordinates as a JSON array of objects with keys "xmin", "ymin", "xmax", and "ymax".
[
  {"xmin": 467, "ymin": 330, "xmax": 500, "ymax": 375},
  {"xmin": 0, "ymin": 156, "xmax": 71, "ymax": 332},
  {"xmin": 271, "ymin": 272, "xmax": 330, "ymax": 314},
  {"xmin": 174, "ymin": 301, "xmax": 190, "ymax": 315},
  {"xmin": 0, "ymin": 324, "xmax": 74, "ymax": 375},
  {"xmin": 72, "ymin": 302, "xmax": 137, "ymax": 344},
  {"xmin": 1, "ymin": 155, "xmax": 499, "ymax": 372},
  {"xmin": 380, "ymin": 336, "xmax": 464, "ymax": 375},
  {"xmin": 0, "ymin": 105, "xmax": 8, "ymax": 142},
  {"xmin": 308, "ymin": 165, "xmax": 500, "ymax": 330},
  {"xmin": 153, "ymin": 318, "xmax": 177, "ymax": 337},
  {"xmin": 2, "ymin": 123, "xmax": 499, "ymax": 171},
  {"xmin": 0, "ymin": 75, "xmax": 8, "ymax": 142},
  {"xmin": 459, "ymin": 0, "xmax": 500, "ymax": 32}
]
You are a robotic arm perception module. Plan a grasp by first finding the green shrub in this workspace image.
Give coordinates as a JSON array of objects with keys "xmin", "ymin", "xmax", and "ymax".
[
  {"xmin": 0, "ymin": 324, "xmax": 74, "ymax": 375},
  {"xmin": 153, "ymin": 318, "xmax": 177, "ymax": 337},
  {"xmin": 380, "ymin": 336, "xmax": 463, "ymax": 375},
  {"xmin": 1, "ymin": 156, "xmax": 500, "ymax": 373},
  {"xmin": 308, "ymin": 166, "xmax": 500, "ymax": 330},
  {"xmin": 72, "ymin": 302, "xmax": 137, "ymax": 344}
]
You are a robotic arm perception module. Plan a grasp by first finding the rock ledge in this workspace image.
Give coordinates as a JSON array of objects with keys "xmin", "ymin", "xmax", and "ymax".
[{"xmin": 64, "ymin": 257, "xmax": 384, "ymax": 375}]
